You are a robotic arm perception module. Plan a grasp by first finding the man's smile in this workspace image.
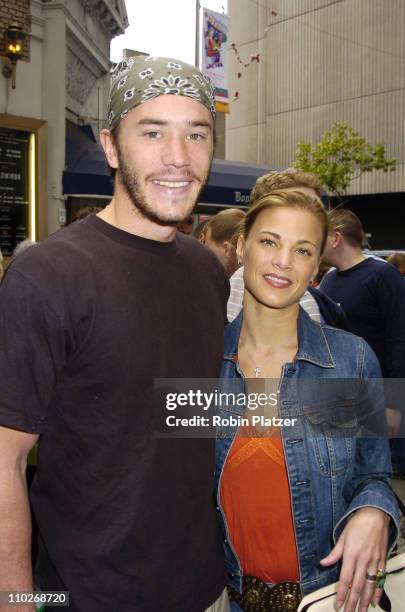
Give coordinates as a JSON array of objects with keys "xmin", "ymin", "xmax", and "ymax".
[{"xmin": 153, "ymin": 179, "xmax": 191, "ymax": 188}]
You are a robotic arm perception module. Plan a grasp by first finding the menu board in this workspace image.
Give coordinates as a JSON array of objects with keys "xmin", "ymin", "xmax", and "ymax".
[{"xmin": 0, "ymin": 127, "xmax": 30, "ymax": 256}]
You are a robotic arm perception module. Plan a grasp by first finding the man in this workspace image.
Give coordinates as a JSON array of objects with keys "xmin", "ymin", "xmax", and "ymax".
[
  {"xmin": 321, "ymin": 208, "xmax": 405, "ymax": 438},
  {"xmin": 176, "ymin": 215, "xmax": 195, "ymax": 235},
  {"xmin": 0, "ymin": 56, "xmax": 229, "ymax": 612},
  {"xmin": 227, "ymin": 169, "xmax": 346, "ymax": 328},
  {"xmin": 193, "ymin": 217, "xmax": 210, "ymax": 242},
  {"xmin": 203, "ymin": 208, "xmax": 245, "ymax": 277}
]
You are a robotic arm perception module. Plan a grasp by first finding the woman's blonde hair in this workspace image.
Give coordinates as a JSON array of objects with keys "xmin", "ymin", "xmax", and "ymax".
[
  {"xmin": 250, "ymin": 169, "xmax": 323, "ymax": 202},
  {"xmin": 242, "ymin": 189, "xmax": 329, "ymax": 254}
]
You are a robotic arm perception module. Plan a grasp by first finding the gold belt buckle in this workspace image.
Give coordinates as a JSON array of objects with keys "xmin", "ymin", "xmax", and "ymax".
[
  {"xmin": 245, "ymin": 583, "xmax": 262, "ymax": 606},
  {"xmin": 268, "ymin": 582, "xmax": 302, "ymax": 611},
  {"xmin": 229, "ymin": 576, "xmax": 302, "ymax": 611}
]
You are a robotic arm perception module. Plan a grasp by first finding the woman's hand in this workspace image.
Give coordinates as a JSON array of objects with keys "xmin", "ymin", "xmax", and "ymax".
[{"xmin": 320, "ymin": 507, "xmax": 390, "ymax": 612}]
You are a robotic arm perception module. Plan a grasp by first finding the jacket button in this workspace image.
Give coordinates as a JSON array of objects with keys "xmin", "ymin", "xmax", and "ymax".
[{"xmin": 224, "ymin": 538, "xmax": 228, "ymax": 544}]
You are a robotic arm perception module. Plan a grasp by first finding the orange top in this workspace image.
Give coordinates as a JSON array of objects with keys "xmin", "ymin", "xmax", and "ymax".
[{"xmin": 220, "ymin": 428, "xmax": 299, "ymax": 584}]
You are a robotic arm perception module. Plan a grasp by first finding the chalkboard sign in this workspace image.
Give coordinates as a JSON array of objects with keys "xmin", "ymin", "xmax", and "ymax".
[{"xmin": 0, "ymin": 127, "xmax": 30, "ymax": 257}]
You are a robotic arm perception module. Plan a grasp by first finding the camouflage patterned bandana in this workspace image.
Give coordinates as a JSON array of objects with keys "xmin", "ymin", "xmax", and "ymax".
[{"xmin": 107, "ymin": 55, "xmax": 216, "ymax": 132}]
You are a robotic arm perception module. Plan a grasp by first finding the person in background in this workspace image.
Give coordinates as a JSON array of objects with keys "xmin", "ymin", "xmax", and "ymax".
[
  {"xmin": 194, "ymin": 217, "xmax": 210, "ymax": 242},
  {"xmin": 387, "ymin": 252, "xmax": 405, "ymax": 277},
  {"xmin": 12, "ymin": 238, "xmax": 36, "ymax": 258},
  {"xmin": 215, "ymin": 189, "xmax": 399, "ymax": 612},
  {"xmin": 0, "ymin": 55, "xmax": 229, "ymax": 612},
  {"xmin": 321, "ymin": 209, "xmax": 405, "ymax": 443},
  {"xmin": 69, "ymin": 205, "xmax": 103, "ymax": 223},
  {"xmin": 204, "ymin": 208, "xmax": 246, "ymax": 277},
  {"xmin": 176, "ymin": 214, "xmax": 195, "ymax": 235},
  {"xmin": 1, "ymin": 240, "xmax": 37, "ymax": 280},
  {"xmin": 311, "ymin": 261, "xmax": 331, "ymax": 287},
  {"xmin": 227, "ymin": 169, "xmax": 346, "ymax": 329},
  {"xmin": 384, "ymin": 253, "xmax": 405, "ymax": 476}
]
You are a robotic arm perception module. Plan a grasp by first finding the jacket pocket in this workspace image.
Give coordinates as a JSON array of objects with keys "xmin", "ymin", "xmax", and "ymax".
[{"xmin": 303, "ymin": 400, "xmax": 358, "ymax": 476}]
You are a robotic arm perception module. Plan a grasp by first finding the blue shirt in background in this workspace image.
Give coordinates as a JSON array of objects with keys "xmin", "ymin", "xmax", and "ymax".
[{"xmin": 320, "ymin": 258, "xmax": 405, "ymax": 378}]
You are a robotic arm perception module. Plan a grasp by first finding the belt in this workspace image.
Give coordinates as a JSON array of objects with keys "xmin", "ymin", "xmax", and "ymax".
[{"xmin": 228, "ymin": 575, "xmax": 302, "ymax": 611}]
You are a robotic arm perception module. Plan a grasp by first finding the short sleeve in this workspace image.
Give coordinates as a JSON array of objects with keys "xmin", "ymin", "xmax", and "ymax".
[{"xmin": 0, "ymin": 268, "xmax": 67, "ymax": 433}]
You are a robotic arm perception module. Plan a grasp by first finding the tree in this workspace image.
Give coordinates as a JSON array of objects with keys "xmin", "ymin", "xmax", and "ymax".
[{"xmin": 293, "ymin": 121, "xmax": 396, "ymax": 196}]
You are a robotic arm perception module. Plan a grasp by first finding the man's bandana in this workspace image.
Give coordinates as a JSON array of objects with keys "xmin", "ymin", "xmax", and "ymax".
[{"xmin": 107, "ymin": 55, "xmax": 216, "ymax": 132}]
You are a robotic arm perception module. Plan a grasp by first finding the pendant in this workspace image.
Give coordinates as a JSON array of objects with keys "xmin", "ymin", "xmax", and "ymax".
[{"xmin": 253, "ymin": 366, "xmax": 261, "ymax": 378}]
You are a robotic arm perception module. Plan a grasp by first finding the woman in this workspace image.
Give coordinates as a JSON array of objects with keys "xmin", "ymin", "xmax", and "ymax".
[{"xmin": 214, "ymin": 190, "xmax": 399, "ymax": 612}]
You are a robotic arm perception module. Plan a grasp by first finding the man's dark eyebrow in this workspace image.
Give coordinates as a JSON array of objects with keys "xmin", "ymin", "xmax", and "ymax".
[
  {"xmin": 258, "ymin": 231, "xmax": 317, "ymax": 247},
  {"xmin": 188, "ymin": 120, "xmax": 213, "ymax": 130},
  {"xmin": 136, "ymin": 118, "xmax": 212, "ymax": 129},
  {"xmin": 137, "ymin": 118, "xmax": 168, "ymax": 126}
]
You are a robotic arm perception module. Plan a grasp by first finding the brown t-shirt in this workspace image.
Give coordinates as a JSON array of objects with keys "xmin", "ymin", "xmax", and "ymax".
[{"xmin": 0, "ymin": 215, "xmax": 229, "ymax": 612}]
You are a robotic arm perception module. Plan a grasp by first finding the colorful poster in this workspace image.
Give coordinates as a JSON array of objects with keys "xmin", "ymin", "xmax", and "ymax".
[{"xmin": 202, "ymin": 8, "xmax": 229, "ymax": 113}]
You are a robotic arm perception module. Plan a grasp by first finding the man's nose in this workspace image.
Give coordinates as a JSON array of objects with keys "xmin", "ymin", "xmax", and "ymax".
[{"xmin": 161, "ymin": 135, "xmax": 191, "ymax": 168}]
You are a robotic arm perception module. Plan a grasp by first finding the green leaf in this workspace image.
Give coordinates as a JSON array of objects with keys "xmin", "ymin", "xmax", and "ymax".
[{"xmin": 293, "ymin": 121, "xmax": 396, "ymax": 195}]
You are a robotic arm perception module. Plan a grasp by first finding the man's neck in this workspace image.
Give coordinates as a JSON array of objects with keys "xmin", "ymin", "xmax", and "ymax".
[
  {"xmin": 97, "ymin": 194, "xmax": 176, "ymax": 243},
  {"xmin": 335, "ymin": 247, "xmax": 365, "ymax": 272}
]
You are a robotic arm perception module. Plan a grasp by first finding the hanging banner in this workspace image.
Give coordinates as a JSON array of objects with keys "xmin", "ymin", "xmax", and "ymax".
[{"xmin": 202, "ymin": 8, "xmax": 229, "ymax": 113}]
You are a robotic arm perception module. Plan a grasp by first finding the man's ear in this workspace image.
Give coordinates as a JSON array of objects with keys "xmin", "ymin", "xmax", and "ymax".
[
  {"xmin": 333, "ymin": 230, "xmax": 343, "ymax": 248},
  {"xmin": 100, "ymin": 129, "xmax": 119, "ymax": 170},
  {"xmin": 223, "ymin": 241, "xmax": 234, "ymax": 257},
  {"xmin": 236, "ymin": 235, "xmax": 245, "ymax": 264}
]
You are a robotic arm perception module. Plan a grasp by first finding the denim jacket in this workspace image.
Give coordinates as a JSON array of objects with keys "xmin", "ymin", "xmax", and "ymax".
[{"xmin": 214, "ymin": 308, "xmax": 400, "ymax": 596}]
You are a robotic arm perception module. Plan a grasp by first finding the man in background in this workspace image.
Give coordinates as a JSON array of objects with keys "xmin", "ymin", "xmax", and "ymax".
[
  {"xmin": 204, "ymin": 208, "xmax": 246, "ymax": 277},
  {"xmin": 193, "ymin": 217, "xmax": 210, "ymax": 242},
  {"xmin": 176, "ymin": 214, "xmax": 195, "ymax": 235},
  {"xmin": 321, "ymin": 208, "xmax": 405, "ymax": 441}
]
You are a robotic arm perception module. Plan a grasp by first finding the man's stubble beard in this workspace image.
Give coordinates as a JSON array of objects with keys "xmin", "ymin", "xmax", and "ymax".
[{"xmin": 116, "ymin": 146, "xmax": 212, "ymax": 227}]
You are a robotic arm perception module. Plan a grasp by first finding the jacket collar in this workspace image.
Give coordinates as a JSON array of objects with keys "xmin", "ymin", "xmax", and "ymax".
[{"xmin": 224, "ymin": 307, "xmax": 335, "ymax": 368}]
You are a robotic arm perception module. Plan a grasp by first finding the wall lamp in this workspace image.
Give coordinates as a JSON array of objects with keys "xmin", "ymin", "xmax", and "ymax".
[{"xmin": 2, "ymin": 22, "xmax": 26, "ymax": 89}]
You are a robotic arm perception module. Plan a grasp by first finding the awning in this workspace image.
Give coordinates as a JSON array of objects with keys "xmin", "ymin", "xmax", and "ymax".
[
  {"xmin": 201, "ymin": 158, "xmax": 272, "ymax": 207},
  {"xmin": 63, "ymin": 121, "xmax": 273, "ymax": 206},
  {"xmin": 63, "ymin": 121, "xmax": 113, "ymax": 196}
]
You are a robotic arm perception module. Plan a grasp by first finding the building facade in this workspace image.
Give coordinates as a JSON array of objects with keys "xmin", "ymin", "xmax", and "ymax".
[
  {"xmin": 226, "ymin": 0, "xmax": 405, "ymax": 246},
  {"xmin": 0, "ymin": 0, "xmax": 127, "ymax": 259}
]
